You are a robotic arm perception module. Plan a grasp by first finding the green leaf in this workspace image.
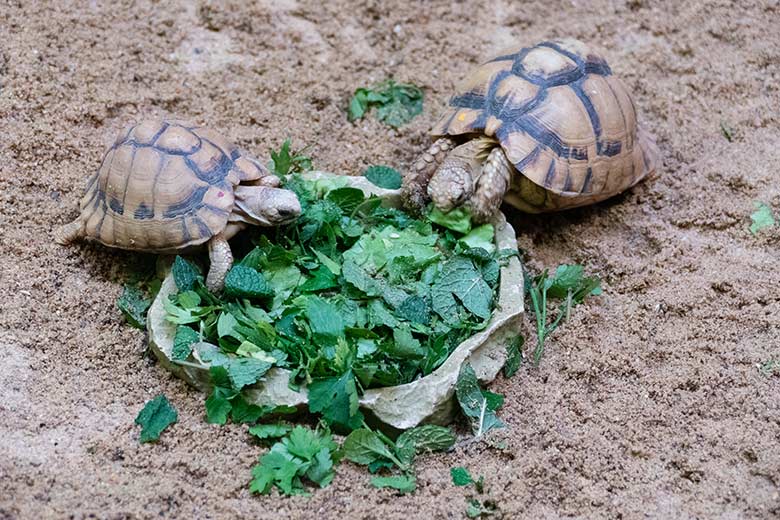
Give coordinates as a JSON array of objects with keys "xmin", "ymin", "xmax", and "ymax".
[
  {"xmin": 249, "ymin": 423, "xmax": 293, "ymax": 440},
  {"xmin": 270, "ymin": 139, "xmax": 293, "ymax": 176},
  {"xmin": 483, "ymin": 391, "xmax": 504, "ymax": 411},
  {"xmin": 396, "ymin": 295, "xmax": 431, "ymax": 325},
  {"xmin": 459, "ymin": 224, "xmax": 495, "ymax": 254},
  {"xmin": 299, "ymin": 266, "xmax": 339, "ymax": 293},
  {"xmin": 135, "ymin": 394, "xmax": 178, "ymax": 443},
  {"xmin": 450, "ymin": 466, "xmax": 473, "ymax": 486},
  {"xmin": 432, "ymin": 256, "xmax": 493, "ymax": 320},
  {"xmin": 388, "ymin": 326, "xmax": 425, "ymax": 359},
  {"xmin": 117, "ymin": 284, "xmax": 151, "ymax": 329},
  {"xmin": 205, "ymin": 385, "xmax": 234, "ymax": 425},
  {"xmin": 305, "ymin": 296, "xmax": 345, "ymax": 341},
  {"xmin": 364, "ymin": 165, "xmax": 402, "ymax": 190},
  {"xmin": 343, "ymin": 429, "xmax": 396, "ymax": 465},
  {"xmin": 502, "ymin": 335, "xmax": 524, "ymax": 378},
  {"xmin": 370, "ymin": 474, "xmax": 416, "ymax": 494},
  {"xmin": 308, "ymin": 371, "xmax": 364, "ymax": 430},
  {"xmin": 312, "ymin": 249, "xmax": 342, "ymax": 276},
  {"xmin": 229, "ymin": 395, "xmax": 267, "ymax": 424},
  {"xmin": 546, "ymin": 264, "xmax": 602, "ymax": 304},
  {"xmin": 199, "ymin": 345, "xmax": 274, "ymax": 391},
  {"xmin": 428, "ymin": 206, "xmax": 472, "ymax": 234},
  {"xmin": 171, "ymin": 325, "xmax": 199, "ymax": 360},
  {"xmin": 326, "ymin": 187, "xmax": 365, "ymax": 213},
  {"xmin": 224, "ymin": 265, "xmax": 274, "ymax": 300},
  {"xmin": 456, "ymin": 363, "xmax": 504, "ymax": 436},
  {"xmin": 172, "ymin": 256, "xmax": 201, "ymax": 291},
  {"xmin": 396, "ymin": 425, "xmax": 456, "ymax": 455},
  {"xmin": 348, "ymin": 90, "xmax": 368, "ymax": 121},
  {"xmin": 750, "ymin": 202, "xmax": 776, "ymax": 235}
]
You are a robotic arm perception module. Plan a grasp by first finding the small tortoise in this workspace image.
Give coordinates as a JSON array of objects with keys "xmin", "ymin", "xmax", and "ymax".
[
  {"xmin": 55, "ymin": 120, "xmax": 301, "ymax": 290},
  {"xmin": 402, "ymin": 39, "xmax": 660, "ymax": 222}
]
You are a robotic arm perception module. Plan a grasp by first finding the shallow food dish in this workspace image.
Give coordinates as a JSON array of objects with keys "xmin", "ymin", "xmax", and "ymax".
[{"xmin": 148, "ymin": 171, "xmax": 524, "ymax": 430}]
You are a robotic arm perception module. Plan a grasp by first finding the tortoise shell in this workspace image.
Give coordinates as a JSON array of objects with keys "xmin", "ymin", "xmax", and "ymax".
[
  {"xmin": 431, "ymin": 39, "xmax": 659, "ymax": 210},
  {"xmin": 78, "ymin": 120, "xmax": 270, "ymax": 252}
]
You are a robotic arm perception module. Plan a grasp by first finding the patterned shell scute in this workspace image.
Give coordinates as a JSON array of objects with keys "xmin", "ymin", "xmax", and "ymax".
[
  {"xmin": 78, "ymin": 121, "xmax": 256, "ymax": 252},
  {"xmin": 432, "ymin": 39, "xmax": 654, "ymax": 199}
]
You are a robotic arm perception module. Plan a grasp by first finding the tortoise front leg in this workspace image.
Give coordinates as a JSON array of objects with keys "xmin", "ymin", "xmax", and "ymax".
[
  {"xmin": 401, "ymin": 137, "xmax": 456, "ymax": 214},
  {"xmin": 469, "ymin": 147, "xmax": 513, "ymax": 223},
  {"xmin": 206, "ymin": 232, "xmax": 233, "ymax": 292}
]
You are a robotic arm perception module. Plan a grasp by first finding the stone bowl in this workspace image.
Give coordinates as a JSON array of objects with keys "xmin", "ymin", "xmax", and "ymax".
[{"xmin": 147, "ymin": 171, "xmax": 524, "ymax": 430}]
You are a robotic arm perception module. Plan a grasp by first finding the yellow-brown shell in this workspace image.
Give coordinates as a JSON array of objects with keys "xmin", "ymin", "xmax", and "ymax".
[
  {"xmin": 77, "ymin": 120, "xmax": 270, "ymax": 252},
  {"xmin": 431, "ymin": 39, "xmax": 659, "ymax": 210}
]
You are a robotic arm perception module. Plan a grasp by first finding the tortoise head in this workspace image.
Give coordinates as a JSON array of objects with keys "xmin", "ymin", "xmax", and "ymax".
[
  {"xmin": 427, "ymin": 155, "xmax": 476, "ymax": 212},
  {"xmin": 233, "ymin": 185, "xmax": 301, "ymax": 226}
]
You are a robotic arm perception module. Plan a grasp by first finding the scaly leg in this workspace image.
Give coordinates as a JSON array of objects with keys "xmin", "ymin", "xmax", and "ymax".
[
  {"xmin": 53, "ymin": 218, "xmax": 85, "ymax": 245},
  {"xmin": 401, "ymin": 137, "xmax": 457, "ymax": 214},
  {"xmin": 469, "ymin": 147, "xmax": 513, "ymax": 223},
  {"xmin": 206, "ymin": 232, "xmax": 233, "ymax": 292}
]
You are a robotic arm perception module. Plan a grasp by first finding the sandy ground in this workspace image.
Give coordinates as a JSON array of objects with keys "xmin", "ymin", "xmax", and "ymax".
[{"xmin": 1, "ymin": 1, "xmax": 779, "ymax": 518}]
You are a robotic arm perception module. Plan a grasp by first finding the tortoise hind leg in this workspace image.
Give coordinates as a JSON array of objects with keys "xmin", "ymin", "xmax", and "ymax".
[
  {"xmin": 469, "ymin": 147, "xmax": 512, "ymax": 223},
  {"xmin": 53, "ymin": 218, "xmax": 86, "ymax": 245},
  {"xmin": 401, "ymin": 137, "xmax": 456, "ymax": 214},
  {"xmin": 206, "ymin": 232, "xmax": 233, "ymax": 292}
]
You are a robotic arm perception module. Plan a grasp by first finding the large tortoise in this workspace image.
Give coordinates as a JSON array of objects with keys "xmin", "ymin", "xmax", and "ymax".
[
  {"xmin": 402, "ymin": 39, "xmax": 660, "ymax": 222},
  {"xmin": 54, "ymin": 120, "xmax": 301, "ymax": 290}
]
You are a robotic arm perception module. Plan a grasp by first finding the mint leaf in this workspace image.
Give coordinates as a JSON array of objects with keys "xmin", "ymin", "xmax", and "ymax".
[
  {"xmin": 451, "ymin": 467, "xmax": 473, "ymax": 486},
  {"xmin": 172, "ymin": 256, "xmax": 201, "ymax": 291},
  {"xmin": 224, "ymin": 265, "xmax": 274, "ymax": 300},
  {"xmin": 306, "ymin": 296, "xmax": 345, "ymax": 341},
  {"xmin": 135, "ymin": 394, "xmax": 177, "ymax": 443},
  {"xmin": 343, "ymin": 429, "xmax": 396, "ymax": 465},
  {"xmin": 396, "ymin": 425, "xmax": 456, "ymax": 455},
  {"xmin": 325, "ymin": 187, "xmax": 365, "ymax": 213},
  {"xmin": 308, "ymin": 371, "xmax": 363, "ymax": 430},
  {"xmin": 172, "ymin": 326, "xmax": 199, "ymax": 360},
  {"xmin": 432, "ymin": 256, "xmax": 493, "ymax": 320},
  {"xmin": 456, "ymin": 363, "xmax": 504, "ymax": 436},
  {"xmin": 117, "ymin": 284, "xmax": 151, "ymax": 329},
  {"xmin": 364, "ymin": 165, "xmax": 402, "ymax": 190},
  {"xmin": 750, "ymin": 202, "xmax": 776, "ymax": 235},
  {"xmin": 370, "ymin": 474, "xmax": 416, "ymax": 493}
]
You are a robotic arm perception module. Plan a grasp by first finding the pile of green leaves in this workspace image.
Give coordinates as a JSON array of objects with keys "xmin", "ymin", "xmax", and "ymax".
[
  {"xmin": 164, "ymin": 174, "xmax": 503, "ymax": 427},
  {"xmin": 348, "ymin": 80, "xmax": 423, "ymax": 128}
]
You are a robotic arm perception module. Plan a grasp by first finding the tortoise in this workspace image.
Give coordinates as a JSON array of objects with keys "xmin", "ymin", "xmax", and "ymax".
[
  {"xmin": 54, "ymin": 120, "xmax": 302, "ymax": 291},
  {"xmin": 401, "ymin": 38, "xmax": 660, "ymax": 222}
]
